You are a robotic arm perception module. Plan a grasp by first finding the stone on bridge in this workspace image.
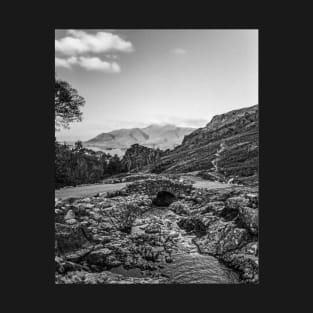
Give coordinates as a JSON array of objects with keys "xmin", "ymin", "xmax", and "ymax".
[{"xmin": 125, "ymin": 177, "xmax": 193, "ymax": 201}]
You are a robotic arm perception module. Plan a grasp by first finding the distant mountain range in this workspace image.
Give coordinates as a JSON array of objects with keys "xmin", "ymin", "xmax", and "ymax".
[{"xmin": 84, "ymin": 124, "xmax": 195, "ymax": 154}]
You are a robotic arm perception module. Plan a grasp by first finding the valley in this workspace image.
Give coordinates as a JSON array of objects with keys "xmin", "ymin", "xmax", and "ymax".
[{"xmin": 55, "ymin": 105, "xmax": 259, "ymax": 284}]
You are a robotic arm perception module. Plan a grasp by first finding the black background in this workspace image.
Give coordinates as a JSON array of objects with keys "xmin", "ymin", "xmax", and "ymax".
[{"xmin": 3, "ymin": 2, "xmax": 308, "ymax": 311}]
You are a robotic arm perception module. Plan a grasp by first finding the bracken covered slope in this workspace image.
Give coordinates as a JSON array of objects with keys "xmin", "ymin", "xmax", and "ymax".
[{"xmin": 151, "ymin": 105, "xmax": 259, "ymax": 184}]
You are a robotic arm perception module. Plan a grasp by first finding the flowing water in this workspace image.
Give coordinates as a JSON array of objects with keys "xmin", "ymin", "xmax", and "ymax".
[
  {"xmin": 159, "ymin": 234, "xmax": 239, "ymax": 284},
  {"xmin": 112, "ymin": 207, "xmax": 239, "ymax": 284}
]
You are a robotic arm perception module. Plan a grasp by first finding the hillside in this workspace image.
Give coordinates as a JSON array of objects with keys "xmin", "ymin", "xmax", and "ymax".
[{"xmin": 150, "ymin": 105, "xmax": 258, "ymax": 184}]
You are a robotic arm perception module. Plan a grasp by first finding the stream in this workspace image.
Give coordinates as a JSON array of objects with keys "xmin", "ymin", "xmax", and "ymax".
[{"xmin": 111, "ymin": 207, "xmax": 239, "ymax": 284}]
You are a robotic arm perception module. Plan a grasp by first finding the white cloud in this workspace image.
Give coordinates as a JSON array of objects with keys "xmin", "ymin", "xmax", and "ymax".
[
  {"xmin": 55, "ymin": 57, "xmax": 71, "ymax": 68},
  {"xmin": 78, "ymin": 57, "xmax": 120, "ymax": 72},
  {"xmin": 55, "ymin": 56, "xmax": 121, "ymax": 73},
  {"xmin": 172, "ymin": 48, "xmax": 187, "ymax": 55},
  {"xmin": 151, "ymin": 114, "xmax": 207, "ymax": 128},
  {"xmin": 55, "ymin": 30, "xmax": 134, "ymax": 56}
]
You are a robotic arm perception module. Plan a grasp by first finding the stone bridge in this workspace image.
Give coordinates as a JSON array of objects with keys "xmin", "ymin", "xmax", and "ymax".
[{"xmin": 125, "ymin": 178, "xmax": 193, "ymax": 206}]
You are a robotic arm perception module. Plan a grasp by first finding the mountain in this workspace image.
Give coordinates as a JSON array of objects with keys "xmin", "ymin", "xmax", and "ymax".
[
  {"xmin": 150, "ymin": 104, "xmax": 258, "ymax": 184},
  {"xmin": 84, "ymin": 124, "xmax": 195, "ymax": 153},
  {"xmin": 119, "ymin": 105, "xmax": 258, "ymax": 185}
]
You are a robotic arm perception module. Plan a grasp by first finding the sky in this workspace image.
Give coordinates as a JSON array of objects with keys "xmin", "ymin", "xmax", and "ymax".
[{"xmin": 55, "ymin": 29, "xmax": 258, "ymax": 142}]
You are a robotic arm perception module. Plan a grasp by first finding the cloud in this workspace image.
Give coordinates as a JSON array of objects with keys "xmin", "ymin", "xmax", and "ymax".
[
  {"xmin": 105, "ymin": 54, "xmax": 119, "ymax": 59},
  {"xmin": 55, "ymin": 57, "xmax": 72, "ymax": 68},
  {"xmin": 172, "ymin": 48, "xmax": 187, "ymax": 55},
  {"xmin": 55, "ymin": 56, "xmax": 121, "ymax": 73},
  {"xmin": 177, "ymin": 118, "xmax": 207, "ymax": 127},
  {"xmin": 55, "ymin": 30, "xmax": 134, "ymax": 56},
  {"xmin": 152, "ymin": 115, "xmax": 207, "ymax": 128},
  {"xmin": 77, "ymin": 57, "xmax": 120, "ymax": 72}
]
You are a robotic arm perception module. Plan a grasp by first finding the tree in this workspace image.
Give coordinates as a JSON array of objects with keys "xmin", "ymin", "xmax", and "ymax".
[
  {"xmin": 107, "ymin": 154, "xmax": 121, "ymax": 175},
  {"xmin": 74, "ymin": 140, "xmax": 84, "ymax": 152},
  {"xmin": 55, "ymin": 77, "xmax": 85, "ymax": 131}
]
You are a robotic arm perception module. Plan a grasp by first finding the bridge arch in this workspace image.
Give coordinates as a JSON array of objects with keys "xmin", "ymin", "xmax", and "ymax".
[
  {"xmin": 152, "ymin": 190, "xmax": 176, "ymax": 206},
  {"xmin": 126, "ymin": 177, "xmax": 193, "ymax": 204}
]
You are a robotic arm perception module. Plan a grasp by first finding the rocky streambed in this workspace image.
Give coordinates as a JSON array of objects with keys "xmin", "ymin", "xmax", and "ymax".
[{"xmin": 55, "ymin": 177, "xmax": 259, "ymax": 284}]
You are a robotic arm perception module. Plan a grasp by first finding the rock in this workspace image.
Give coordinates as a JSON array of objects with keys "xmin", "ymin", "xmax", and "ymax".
[
  {"xmin": 245, "ymin": 193, "xmax": 258, "ymax": 209},
  {"xmin": 86, "ymin": 248, "xmax": 112, "ymax": 267},
  {"xmin": 240, "ymin": 241, "xmax": 258, "ymax": 255},
  {"xmin": 126, "ymin": 177, "xmax": 193, "ymax": 200},
  {"xmin": 55, "ymin": 223, "xmax": 91, "ymax": 254},
  {"xmin": 66, "ymin": 218, "xmax": 77, "ymax": 225},
  {"xmin": 168, "ymin": 231, "xmax": 179, "ymax": 239},
  {"xmin": 84, "ymin": 203, "xmax": 94, "ymax": 209},
  {"xmin": 165, "ymin": 256, "xmax": 173, "ymax": 263},
  {"xmin": 198, "ymin": 213, "xmax": 219, "ymax": 227},
  {"xmin": 55, "ymin": 270, "xmax": 168, "ymax": 284},
  {"xmin": 194, "ymin": 220, "xmax": 248, "ymax": 255},
  {"xmin": 237, "ymin": 207, "xmax": 258, "ymax": 234},
  {"xmin": 64, "ymin": 209, "xmax": 75, "ymax": 221},
  {"xmin": 177, "ymin": 217, "xmax": 207, "ymax": 236},
  {"xmin": 220, "ymin": 243, "xmax": 259, "ymax": 283},
  {"xmin": 169, "ymin": 201, "xmax": 191, "ymax": 215},
  {"xmin": 105, "ymin": 255, "xmax": 123, "ymax": 267},
  {"xmin": 199, "ymin": 201, "xmax": 225, "ymax": 214},
  {"xmin": 145, "ymin": 224, "xmax": 161, "ymax": 234},
  {"xmin": 99, "ymin": 222, "xmax": 114, "ymax": 232},
  {"xmin": 220, "ymin": 196, "xmax": 249, "ymax": 220},
  {"xmin": 226, "ymin": 196, "xmax": 249, "ymax": 209},
  {"xmin": 55, "ymin": 256, "xmax": 87, "ymax": 274}
]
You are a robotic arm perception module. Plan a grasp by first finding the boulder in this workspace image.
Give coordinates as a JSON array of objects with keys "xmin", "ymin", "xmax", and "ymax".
[
  {"xmin": 220, "ymin": 242, "xmax": 259, "ymax": 283},
  {"xmin": 237, "ymin": 207, "xmax": 258, "ymax": 234},
  {"xmin": 225, "ymin": 196, "xmax": 249, "ymax": 209},
  {"xmin": 85, "ymin": 248, "xmax": 113, "ymax": 267},
  {"xmin": 198, "ymin": 213, "xmax": 219, "ymax": 227},
  {"xmin": 66, "ymin": 218, "xmax": 78, "ymax": 225},
  {"xmin": 245, "ymin": 193, "xmax": 258, "ymax": 209},
  {"xmin": 199, "ymin": 201, "xmax": 225, "ymax": 214},
  {"xmin": 64, "ymin": 209, "xmax": 75, "ymax": 221},
  {"xmin": 169, "ymin": 201, "xmax": 191, "ymax": 215},
  {"xmin": 55, "ymin": 223, "xmax": 91, "ymax": 254},
  {"xmin": 194, "ymin": 220, "xmax": 248, "ymax": 255},
  {"xmin": 55, "ymin": 256, "xmax": 88, "ymax": 274},
  {"xmin": 177, "ymin": 217, "xmax": 207, "ymax": 236},
  {"xmin": 220, "ymin": 196, "xmax": 249, "ymax": 220},
  {"xmin": 144, "ymin": 223, "xmax": 161, "ymax": 234}
]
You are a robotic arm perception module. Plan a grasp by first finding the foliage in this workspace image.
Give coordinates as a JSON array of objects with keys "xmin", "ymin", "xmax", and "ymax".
[
  {"xmin": 54, "ymin": 77, "xmax": 127, "ymax": 188},
  {"xmin": 116, "ymin": 203, "xmax": 142, "ymax": 233},
  {"xmin": 55, "ymin": 77, "xmax": 85, "ymax": 131},
  {"xmin": 100, "ymin": 203, "xmax": 143, "ymax": 234},
  {"xmin": 55, "ymin": 140, "xmax": 126, "ymax": 189}
]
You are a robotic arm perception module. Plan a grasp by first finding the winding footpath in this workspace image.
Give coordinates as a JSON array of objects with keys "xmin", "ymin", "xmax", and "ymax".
[{"xmin": 55, "ymin": 182, "xmax": 127, "ymax": 200}]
